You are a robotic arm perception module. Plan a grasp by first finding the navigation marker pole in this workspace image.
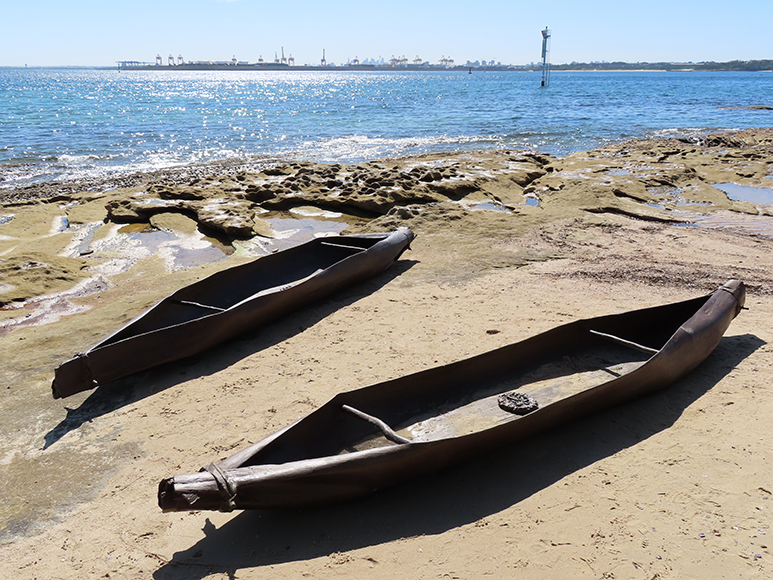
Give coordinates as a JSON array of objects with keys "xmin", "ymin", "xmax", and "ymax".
[{"xmin": 540, "ymin": 27, "xmax": 551, "ymax": 87}]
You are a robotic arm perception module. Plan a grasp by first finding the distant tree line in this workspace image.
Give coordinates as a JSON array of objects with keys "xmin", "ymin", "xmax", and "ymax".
[{"xmin": 513, "ymin": 60, "xmax": 773, "ymax": 72}]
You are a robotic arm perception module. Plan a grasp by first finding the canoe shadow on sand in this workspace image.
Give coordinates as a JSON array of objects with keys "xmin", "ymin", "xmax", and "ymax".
[
  {"xmin": 43, "ymin": 260, "xmax": 418, "ymax": 449},
  {"xmin": 151, "ymin": 332, "xmax": 763, "ymax": 580}
]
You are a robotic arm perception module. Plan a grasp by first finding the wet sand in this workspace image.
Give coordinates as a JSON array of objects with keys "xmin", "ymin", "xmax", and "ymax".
[{"xmin": 1, "ymin": 129, "xmax": 773, "ymax": 579}]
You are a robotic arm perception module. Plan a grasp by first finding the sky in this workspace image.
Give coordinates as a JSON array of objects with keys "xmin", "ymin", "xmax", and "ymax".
[{"xmin": 1, "ymin": 0, "xmax": 771, "ymax": 67}]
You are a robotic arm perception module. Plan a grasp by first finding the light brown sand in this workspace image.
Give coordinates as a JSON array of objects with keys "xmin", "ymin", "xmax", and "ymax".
[{"xmin": 1, "ymin": 131, "xmax": 772, "ymax": 579}]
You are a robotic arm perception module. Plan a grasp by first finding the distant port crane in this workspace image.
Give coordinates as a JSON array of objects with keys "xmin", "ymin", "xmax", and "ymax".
[{"xmin": 152, "ymin": 53, "xmax": 183, "ymax": 66}]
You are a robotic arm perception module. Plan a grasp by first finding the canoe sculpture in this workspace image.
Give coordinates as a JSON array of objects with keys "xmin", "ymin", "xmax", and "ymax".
[
  {"xmin": 158, "ymin": 280, "xmax": 745, "ymax": 512},
  {"xmin": 52, "ymin": 227, "xmax": 415, "ymax": 399}
]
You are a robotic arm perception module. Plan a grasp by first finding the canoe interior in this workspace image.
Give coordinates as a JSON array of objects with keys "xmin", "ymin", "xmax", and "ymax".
[
  {"xmin": 99, "ymin": 236, "xmax": 384, "ymax": 346},
  {"xmin": 235, "ymin": 293, "xmax": 712, "ymax": 468},
  {"xmin": 376, "ymin": 352, "xmax": 646, "ymax": 448}
]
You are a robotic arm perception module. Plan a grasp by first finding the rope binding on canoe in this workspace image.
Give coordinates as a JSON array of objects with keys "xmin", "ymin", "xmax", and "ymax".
[{"xmin": 201, "ymin": 463, "xmax": 238, "ymax": 512}]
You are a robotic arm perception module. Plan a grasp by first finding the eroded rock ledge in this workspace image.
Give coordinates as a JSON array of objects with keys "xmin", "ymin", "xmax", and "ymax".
[
  {"xmin": 92, "ymin": 128, "xmax": 773, "ymax": 239},
  {"xmin": 2, "ymin": 129, "xmax": 773, "ymax": 305},
  {"xmin": 99, "ymin": 152, "xmax": 550, "ymax": 237}
]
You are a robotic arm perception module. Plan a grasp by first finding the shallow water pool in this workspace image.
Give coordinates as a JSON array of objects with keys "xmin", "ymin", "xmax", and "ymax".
[{"xmin": 714, "ymin": 182, "xmax": 773, "ymax": 205}]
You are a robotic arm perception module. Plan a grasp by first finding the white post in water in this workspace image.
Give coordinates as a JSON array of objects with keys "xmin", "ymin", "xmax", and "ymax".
[{"xmin": 541, "ymin": 27, "xmax": 551, "ymax": 87}]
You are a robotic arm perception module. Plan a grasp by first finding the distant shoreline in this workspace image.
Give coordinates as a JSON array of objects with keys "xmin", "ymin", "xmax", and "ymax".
[
  {"xmin": 117, "ymin": 59, "xmax": 773, "ymax": 73},
  {"xmin": 2, "ymin": 59, "xmax": 772, "ymax": 73}
]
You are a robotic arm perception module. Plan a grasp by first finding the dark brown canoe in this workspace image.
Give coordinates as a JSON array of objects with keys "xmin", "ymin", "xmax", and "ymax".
[
  {"xmin": 158, "ymin": 280, "xmax": 745, "ymax": 513},
  {"xmin": 52, "ymin": 227, "xmax": 415, "ymax": 399}
]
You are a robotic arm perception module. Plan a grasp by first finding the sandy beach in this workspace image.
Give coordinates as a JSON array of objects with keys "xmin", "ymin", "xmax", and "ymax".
[{"xmin": 1, "ymin": 129, "xmax": 772, "ymax": 579}]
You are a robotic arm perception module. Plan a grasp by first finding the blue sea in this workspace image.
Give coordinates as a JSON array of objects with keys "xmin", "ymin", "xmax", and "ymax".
[{"xmin": 1, "ymin": 68, "xmax": 772, "ymax": 189}]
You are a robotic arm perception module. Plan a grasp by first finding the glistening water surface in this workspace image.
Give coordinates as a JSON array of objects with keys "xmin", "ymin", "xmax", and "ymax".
[{"xmin": 3, "ymin": 69, "xmax": 772, "ymax": 188}]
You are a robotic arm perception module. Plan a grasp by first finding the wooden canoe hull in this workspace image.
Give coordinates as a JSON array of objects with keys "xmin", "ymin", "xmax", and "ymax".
[
  {"xmin": 52, "ymin": 228, "xmax": 415, "ymax": 399},
  {"xmin": 158, "ymin": 280, "xmax": 745, "ymax": 512}
]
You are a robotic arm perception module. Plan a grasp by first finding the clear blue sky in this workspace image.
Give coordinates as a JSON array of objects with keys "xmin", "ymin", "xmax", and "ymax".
[{"xmin": 2, "ymin": 0, "xmax": 771, "ymax": 67}]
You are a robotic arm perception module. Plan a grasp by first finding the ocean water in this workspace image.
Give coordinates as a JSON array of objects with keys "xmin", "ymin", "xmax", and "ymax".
[{"xmin": 1, "ymin": 68, "xmax": 772, "ymax": 189}]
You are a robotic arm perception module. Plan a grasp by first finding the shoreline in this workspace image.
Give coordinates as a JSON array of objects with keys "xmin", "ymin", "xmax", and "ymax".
[
  {"xmin": 6, "ymin": 60, "xmax": 772, "ymax": 72},
  {"xmin": 2, "ymin": 129, "xmax": 773, "ymax": 578},
  {"xmin": 0, "ymin": 154, "xmax": 288, "ymax": 205},
  {"xmin": 3, "ymin": 126, "xmax": 771, "ymax": 206}
]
